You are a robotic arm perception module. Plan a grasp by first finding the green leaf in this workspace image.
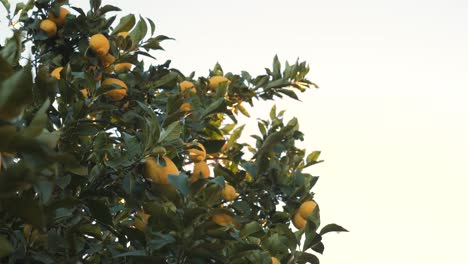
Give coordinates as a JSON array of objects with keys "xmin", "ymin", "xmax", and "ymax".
[
  {"xmin": 153, "ymin": 71, "xmax": 178, "ymax": 88},
  {"xmin": 227, "ymin": 125, "xmax": 244, "ymax": 147},
  {"xmin": 0, "ymin": 55, "xmax": 13, "ymax": 82},
  {"xmin": 265, "ymin": 78, "xmax": 290, "ymax": 89},
  {"xmin": 112, "ymin": 14, "xmax": 135, "ymax": 34},
  {"xmin": 0, "ymin": 236, "xmax": 13, "ymax": 258},
  {"xmin": 90, "ymin": 0, "xmax": 101, "ymax": 11},
  {"xmin": 168, "ymin": 173, "xmax": 188, "ymax": 197},
  {"xmin": 129, "ymin": 16, "xmax": 148, "ymax": 45},
  {"xmin": 0, "ymin": 63, "xmax": 33, "ymax": 120},
  {"xmin": 35, "ymin": 180, "xmax": 53, "ymax": 204},
  {"xmin": 240, "ymin": 221, "xmax": 262, "ymax": 238},
  {"xmin": 158, "ymin": 121, "xmax": 181, "ymax": 143},
  {"xmin": 0, "ymin": 0, "xmax": 10, "ymax": 11},
  {"xmin": 149, "ymin": 233, "xmax": 176, "ymax": 250},
  {"xmin": 0, "ymin": 30, "xmax": 21, "ymax": 65},
  {"xmin": 272, "ymin": 55, "xmax": 281, "ymax": 78},
  {"xmin": 114, "ymin": 250, "xmax": 146, "ymax": 258},
  {"xmin": 319, "ymin": 223, "xmax": 348, "ymax": 235},
  {"xmin": 86, "ymin": 199, "xmax": 113, "ymax": 226},
  {"xmin": 296, "ymin": 252, "xmax": 319, "ymax": 264},
  {"xmin": 99, "ymin": 4, "xmax": 121, "ymax": 14},
  {"xmin": 306, "ymin": 151, "xmax": 321, "ymax": 163},
  {"xmin": 200, "ymin": 98, "xmax": 225, "ymax": 119},
  {"xmin": 147, "ymin": 17, "xmax": 156, "ymax": 35},
  {"xmin": 22, "ymin": 99, "xmax": 50, "ymax": 138}
]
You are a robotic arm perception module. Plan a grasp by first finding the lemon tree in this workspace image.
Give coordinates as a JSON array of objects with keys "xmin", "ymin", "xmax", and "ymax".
[{"xmin": 0, "ymin": 0, "xmax": 347, "ymax": 263}]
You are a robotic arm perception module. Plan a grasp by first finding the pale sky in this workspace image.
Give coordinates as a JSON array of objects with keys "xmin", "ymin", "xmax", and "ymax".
[{"xmin": 3, "ymin": 0, "xmax": 468, "ymax": 263}]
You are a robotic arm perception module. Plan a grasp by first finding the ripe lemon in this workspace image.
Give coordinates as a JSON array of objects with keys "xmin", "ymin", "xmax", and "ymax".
[
  {"xmin": 99, "ymin": 53, "xmax": 115, "ymax": 68},
  {"xmin": 117, "ymin": 31, "xmax": 129, "ymax": 38},
  {"xmin": 298, "ymin": 200, "xmax": 317, "ymax": 219},
  {"xmin": 102, "ymin": 78, "xmax": 128, "ymax": 101},
  {"xmin": 144, "ymin": 156, "xmax": 179, "ymax": 184},
  {"xmin": 134, "ymin": 211, "xmax": 151, "ymax": 231},
  {"xmin": 179, "ymin": 80, "xmax": 196, "ymax": 96},
  {"xmin": 80, "ymin": 88, "xmax": 89, "ymax": 98},
  {"xmin": 48, "ymin": 7, "xmax": 70, "ymax": 26},
  {"xmin": 212, "ymin": 213, "xmax": 234, "ymax": 226},
  {"xmin": 190, "ymin": 161, "xmax": 210, "ymax": 183},
  {"xmin": 208, "ymin": 76, "xmax": 230, "ymax": 91},
  {"xmin": 222, "ymin": 184, "xmax": 238, "ymax": 201},
  {"xmin": 39, "ymin": 19, "xmax": 57, "ymax": 38},
  {"xmin": 271, "ymin": 257, "xmax": 280, "ymax": 264},
  {"xmin": 50, "ymin": 66, "xmax": 63, "ymax": 79},
  {"xmin": 180, "ymin": 102, "xmax": 191, "ymax": 112},
  {"xmin": 89, "ymin": 33, "xmax": 110, "ymax": 56},
  {"xmin": 292, "ymin": 213, "xmax": 306, "ymax": 229},
  {"xmin": 187, "ymin": 142, "xmax": 206, "ymax": 162},
  {"xmin": 114, "ymin": 62, "xmax": 132, "ymax": 72}
]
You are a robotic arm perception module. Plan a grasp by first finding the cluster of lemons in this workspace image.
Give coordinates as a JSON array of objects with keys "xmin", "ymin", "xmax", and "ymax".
[
  {"xmin": 178, "ymin": 76, "xmax": 231, "ymax": 113},
  {"xmin": 140, "ymin": 142, "xmax": 241, "ymax": 228},
  {"xmin": 41, "ymin": 7, "xmax": 133, "ymax": 103},
  {"xmin": 292, "ymin": 200, "xmax": 317, "ymax": 229},
  {"xmin": 39, "ymin": 7, "xmax": 69, "ymax": 37}
]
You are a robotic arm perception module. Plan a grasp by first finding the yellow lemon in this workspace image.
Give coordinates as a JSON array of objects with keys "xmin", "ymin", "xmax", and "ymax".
[
  {"xmin": 179, "ymin": 80, "xmax": 196, "ymax": 96},
  {"xmin": 114, "ymin": 62, "xmax": 132, "ymax": 72},
  {"xmin": 292, "ymin": 213, "xmax": 307, "ymax": 229},
  {"xmin": 99, "ymin": 53, "xmax": 116, "ymax": 68},
  {"xmin": 143, "ymin": 156, "xmax": 179, "ymax": 184},
  {"xmin": 208, "ymin": 76, "xmax": 230, "ymax": 91},
  {"xmin": 298, "ymin": 200, "xmax": 317, "ymax": 219},
  {"xmin": 187, "ymin": 142, "xmax": 206, "ymax": 162},
  {"xmin": 50, "ymin": 66, "xmax": 63, "ymax": 79},
  {"xmin": 134, "ymin": 211, "xmax": 151, "ymax": 232},
  {"xmin": 190, "ymin": 161, "xmax": 210, "ymax": 183},
  {"xmin": 117, "ymin": 31, "xmax": 129, "ymax": 38},
  {"xmin": 39, "ymin": 19, "xmax": 57, "ymax": 38},
  {"xmin": 102, "ymin": 78, "xmax": 128, "ymax": 101},
  {"xmin": 89, "ymin": 33, "xmax": 110, "ymax": 56},
  {"xmin": 80, "ymin": 88, "xmax": 89, "ymax": 98},
  {"xmin": 212, "ymin": 213, "xmax": 234, "ymax": 226},
  {"xmin": 271, "ymin": 257, "xmax": 280, "ymax": 264},
  {"xmin": 48, "ymin": 7, "xmax": 70, "ymax": 26},
  {"xmin": 222, "ymin": 184, "xmax": 238, "ymax": 201},
  {"xmin": 180, "ymin": 102, "xmax": 191, "ymax": 112}
]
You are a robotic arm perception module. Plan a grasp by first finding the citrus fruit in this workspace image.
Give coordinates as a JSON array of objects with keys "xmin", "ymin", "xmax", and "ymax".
[
  {"xmin": 187, "ymin": 142, "xmax": 206, "ymax": 162},
  {"xmin": 292, "ymin": 213, "xmax": 306, "ymax": 229},
  {"xmin": 208, "ymin": 76, "xmax": 230, "ymax": 91},
  {"xmin": 102, "ymin": 78, "xmax": 127, "ymax": 101},
  {"xmin": 89, "ymin": 33, "xmax": 110, "ymax": 56},
  {"xmin": 212, "ymin": 213, "xmax": 234, "ymax": 226},
  {"xmin": 134, "ymin": 211, "xmax": 151, "ymax": 231},
  {"xmin": 143, "ymin": 156, "xmax": 179, "ymax": 184},
  {"xmin": 222, "ymin": 184, "xmax": 238, "ymax": 201},
  {"xmin": 39, "ymin": 19, "xmax": 57, "ymax": 38},
  {"xmin": 50, "ymin": 67, "xmax": 63, "ymax": 79},
  {"xmin": 298, "ymin": 200, "xmax": 317, "ymax": 219},
  {"xmin": 180, "ymin": 102, "xmax": 191, "ymax": 112},
  {"xmin": 117, "ymin": 31, "xmax": 129, "ymax": 38},
  {"xmin": 190, "ymin": 161, "xmax": 210, "ymax": 183},
  {"xmin": 48, "ymin": 7, "xmax": 70, "ymax": 26},
  {"xmin": 271, "ymin": 257, "xmax": 280, "ymax": 264},
  {"xmin": 179, "ymin": 80, "xmax": 196, "ymax": 96},
  {"xmin": 114, "ymin": 62, "xmax": 132, "ymax": 72}
]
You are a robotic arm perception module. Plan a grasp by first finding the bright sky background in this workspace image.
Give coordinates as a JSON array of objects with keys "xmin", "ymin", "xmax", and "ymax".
[{"xmin": 3, "ymin": 0, "xmax": 468, "ymax": 263}]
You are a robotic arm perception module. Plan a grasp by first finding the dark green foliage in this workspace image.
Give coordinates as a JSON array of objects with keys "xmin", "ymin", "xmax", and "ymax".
[{"xmin": 0, "ymin": 0, "xmax": 346, "ymax": 263}]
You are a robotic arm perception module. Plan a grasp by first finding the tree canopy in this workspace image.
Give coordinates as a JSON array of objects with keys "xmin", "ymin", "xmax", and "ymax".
[{"xmin": 0, "ymin": 0, "xmax": 347, "ymax": 263}]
